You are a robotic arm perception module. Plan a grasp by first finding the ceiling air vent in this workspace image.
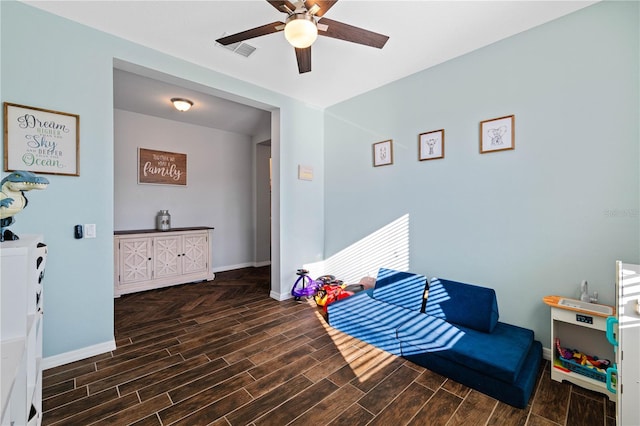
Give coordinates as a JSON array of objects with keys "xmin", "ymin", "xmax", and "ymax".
[{"xmin": 216, "ymin": 34, "xmax": 257, "ymax": 58}]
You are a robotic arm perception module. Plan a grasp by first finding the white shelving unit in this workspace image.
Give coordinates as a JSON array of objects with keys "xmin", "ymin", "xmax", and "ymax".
[
  {"xmin": 545, "ymin": 296, "xmax": 616, "ymax": 401},
  {"xmin": 1, "ymin": 235, "xmax": 47, "ymax": 426}
]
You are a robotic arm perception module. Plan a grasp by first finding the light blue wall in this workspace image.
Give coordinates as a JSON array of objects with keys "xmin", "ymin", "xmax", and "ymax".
[
  {"xmin": 280, "ymin": 103, "xmax": 326, "ymax": 263},
  {"xmin": 2, "ymin": 0, "xmax": 636, "ymax": 361},
  {"xmin": 1, "ymin": 1, "xmax": 325, "ymax": 359},
  {"xmin": 324, "ymin": 1, "xmax": 639, "ymax": 348}
]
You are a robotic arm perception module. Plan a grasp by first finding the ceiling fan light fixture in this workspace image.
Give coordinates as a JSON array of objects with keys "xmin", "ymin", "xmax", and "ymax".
[
  {"xmin": 171, "ymin": 98, "xmax": 193, "ymax": 112},
  {"xmin": 284, "ymin": 13, "xmax": 317, "ymax": 48}
]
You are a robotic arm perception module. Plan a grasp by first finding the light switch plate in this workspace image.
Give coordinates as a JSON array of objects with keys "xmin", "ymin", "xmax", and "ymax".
[
  {"xmin": 84, "ymin": 223, "xmax": 96, "ymax": 238},
  {"xmin": 298, "ymin": 165, "xmax": 313, "ymax": 181}
]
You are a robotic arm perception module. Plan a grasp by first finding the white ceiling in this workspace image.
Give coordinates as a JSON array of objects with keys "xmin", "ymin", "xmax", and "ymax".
[
  {"xmin": 113, "ymin": 68, "xmax": 272, "ymax": 136},
  {"xmin": 22, "ymin": 0, "xmax": 596, "ymax": 133}
]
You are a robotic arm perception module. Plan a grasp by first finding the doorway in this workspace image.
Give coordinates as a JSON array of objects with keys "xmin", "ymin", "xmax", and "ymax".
[
  {"xmin": 255, "ymin": 141, "xmax": 272, "ymax": 266},
  {"xmin": 113, "ymin": 60, "xmax": 278, "ymax": 296}
]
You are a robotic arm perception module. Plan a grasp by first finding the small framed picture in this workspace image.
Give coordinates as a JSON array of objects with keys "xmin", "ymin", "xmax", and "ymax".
[
  {"xmin": 373, "ymin": 139, "xmax": 393, "ymax": 167},
  {"xmin": 419, "ymin": 129, "xmax": 444, "ymax": 161},
  {"xmin": 480, "ymin": 115, "xmax": 515, "ymax": 154}
]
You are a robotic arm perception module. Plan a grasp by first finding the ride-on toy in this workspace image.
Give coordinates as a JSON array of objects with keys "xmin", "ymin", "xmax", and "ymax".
[{"xmin": 291, "ymin": 269, "xmax": 336, "ymax": 300}]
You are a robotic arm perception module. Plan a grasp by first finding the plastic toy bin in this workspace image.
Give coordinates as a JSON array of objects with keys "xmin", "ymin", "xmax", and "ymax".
[{"xmin": 558, "ymin": 358, "xmax": 606, "ymax": 382}]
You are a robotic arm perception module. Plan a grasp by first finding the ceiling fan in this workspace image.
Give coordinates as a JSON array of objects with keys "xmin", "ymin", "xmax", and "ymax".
[{"xmin": 215, "ymin": 0, "xmax": 389, "ymax": 74}]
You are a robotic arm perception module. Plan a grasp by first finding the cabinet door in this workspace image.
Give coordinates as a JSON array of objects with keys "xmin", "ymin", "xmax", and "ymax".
[
  {"xmin": 154, "ymin": 235, "xmax": 182, "ymax": 278},
  {"xmin": 119, "ymin": 238, "xmax": 153, "ymax": 284},
  {"xmin": 182, "ymin": 233, "xmax": 208, "ymax": 274}
]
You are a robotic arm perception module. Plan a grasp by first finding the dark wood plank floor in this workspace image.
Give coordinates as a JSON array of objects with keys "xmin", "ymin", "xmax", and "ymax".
[{"xmin": 42, "ymin": 266, "xmax": 616, "ymax": 425}]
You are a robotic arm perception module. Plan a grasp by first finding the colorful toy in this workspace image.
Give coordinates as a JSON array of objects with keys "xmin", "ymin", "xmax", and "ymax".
[
  {"xmin": 291, "ymin": 269, "xmax": 338, "ymax": 300},
  {"xmin": 315, "ymin": 282, "xmax": 352, "ymax": 312},
  {"xmin": 291, "ymin": 268, "xmax": 357, "ymax": 309},
  {"xmin": 325, "ymin": 289, "xmax": 353, "ymax": 313},
  {"xmin": 291, "ymin": 269, "xmax": 322, "ymax": 300},
  {"xmin": 555, "ymin": 338, "xmax": 573, "ymax": 360},
  {"xmin": 0, "ymin": 171, "xmax": 49, "ymax": 241},
  {"xmin": 555, "ymin": 338, "xmax": 611, "ymax": 374},
  {"xmin": 315, "ymin": 282, "xmax": 344, "ymax": 306}
]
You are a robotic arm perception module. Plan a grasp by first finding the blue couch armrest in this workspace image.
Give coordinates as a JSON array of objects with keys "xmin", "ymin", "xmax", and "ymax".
[
  {"xmin": 426, "ymin": 278, "xmax": 499, "ymax": 333},
  {"xmin": 372, "ymin": 268, "xmax": 428, "ymax": 312}
]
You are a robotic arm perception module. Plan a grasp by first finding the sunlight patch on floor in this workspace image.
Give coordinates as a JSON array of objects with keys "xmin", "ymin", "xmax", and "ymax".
[
  {"xmin": 301, "ymin": 214, "xmax": 411, "ymax": 384},
  {"xmin": 310, "ymin": 301, "xmax": 397, "ymax": 383}
]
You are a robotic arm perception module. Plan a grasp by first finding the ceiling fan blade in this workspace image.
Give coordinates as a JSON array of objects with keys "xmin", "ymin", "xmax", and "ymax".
[
  {"xmin": 216, "ymin": 21, "xmax": 284, "ymax": 45},
  {"xmin": 318, "ymin": 17, "xmax": 389, "ymax": 49},
  {"xmin": 267, "ymin": 1, "xmax": 297, "ymax": 13},
  {"xmin": 295, "ymin": 47, "xmax": 312, "ymax": 73},
  {"xmin": 305, "ymin": 1, "xmax": 338, "ymax": 17}
]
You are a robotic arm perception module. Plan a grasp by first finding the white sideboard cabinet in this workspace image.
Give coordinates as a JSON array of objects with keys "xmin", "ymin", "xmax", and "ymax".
[
  {"xmin": 114, "ymin": 227, "xmax": 214, "ymax": 296},
  {"xmin": 1, "ymin": 235, "xmax": 47, "ymax": 426}
]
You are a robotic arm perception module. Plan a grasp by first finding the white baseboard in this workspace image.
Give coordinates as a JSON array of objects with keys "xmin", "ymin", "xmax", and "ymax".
[
  {"xmin": 212, "ymin": 262, "xmax": 253, "ymax": 273},
  {"xmin": 269, "ymin": 289, "xmax": 290, "ymax": 301},
  {"xmin": 42, "ymin": 339, "xmax": 116, "ymax": 370},
  {"xmin": 212, "ymin": 261, "xmax": 270, "ymax": 273},
  {"xmin": 542, "ymin": 346, "xmax": 551, "ymax": 361}
]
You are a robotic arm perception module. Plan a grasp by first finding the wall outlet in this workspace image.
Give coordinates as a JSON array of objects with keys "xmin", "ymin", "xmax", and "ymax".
[{"xmin": 85, "ymin": 224, "xmax": 96, "ymax": 238}]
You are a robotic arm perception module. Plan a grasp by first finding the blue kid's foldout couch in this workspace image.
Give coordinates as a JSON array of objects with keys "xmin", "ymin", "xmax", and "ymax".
[{"xmin": 327, "ymin": 268, "xmax": 542, "ymax": 408}]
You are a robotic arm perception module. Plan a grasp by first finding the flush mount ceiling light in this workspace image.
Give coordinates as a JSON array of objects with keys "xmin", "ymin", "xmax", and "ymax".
[
  {"xmin": 171, "ymin": 98, "xmax": 193, "ymax": 112},
  {"xmin": 284, "ymin": 13, "xmax": 317, "ymax": 49}
]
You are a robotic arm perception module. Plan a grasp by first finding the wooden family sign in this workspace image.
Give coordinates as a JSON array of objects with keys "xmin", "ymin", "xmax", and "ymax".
[{"xmin": 138, "ymin": 148, "xmax": 187, "ymax": 186}]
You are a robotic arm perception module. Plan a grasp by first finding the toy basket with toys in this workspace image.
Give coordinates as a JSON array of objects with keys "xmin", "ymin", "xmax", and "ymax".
[{"xmin": 554, "ymin": 338, "xmax": 611, "ymax": 383}]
